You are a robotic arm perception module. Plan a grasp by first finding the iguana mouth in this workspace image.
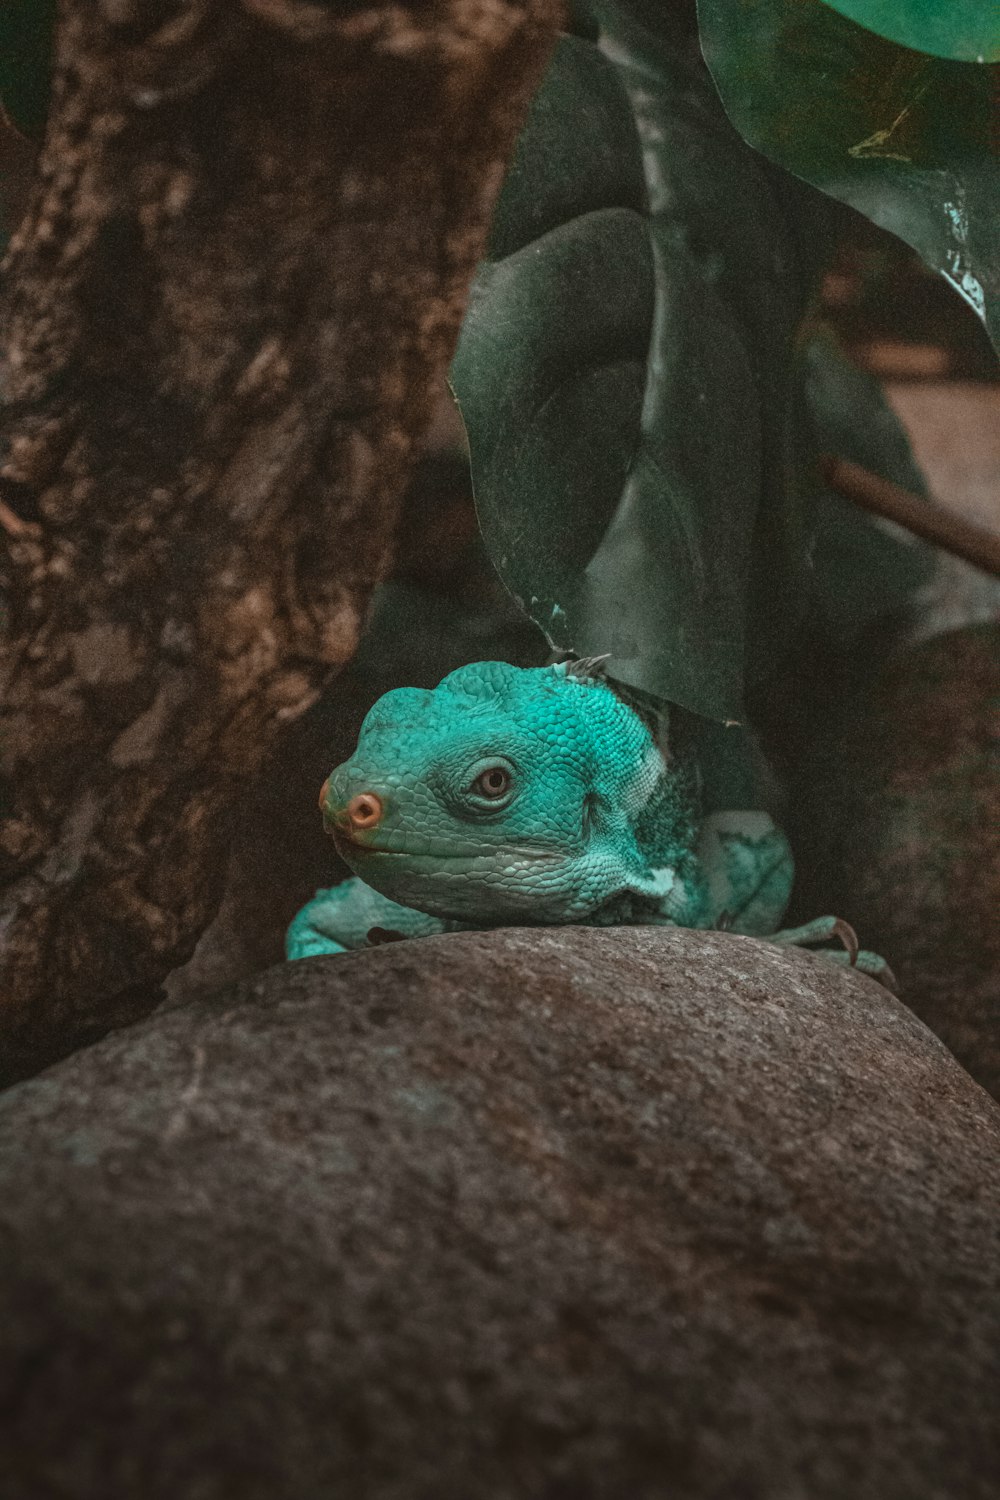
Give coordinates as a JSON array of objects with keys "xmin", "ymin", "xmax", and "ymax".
[
  {"xmin": 331, "ymin": 831, "xmax": 380, "ymax": 854},
  {"xmin": 332, "ymin": 830, "xmax": 565, "ymax": 862}
]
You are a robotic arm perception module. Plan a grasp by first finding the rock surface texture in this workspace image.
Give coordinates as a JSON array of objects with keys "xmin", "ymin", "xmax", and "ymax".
[{"xmin": 1, "ymin": 927, "xmax": 999, "ymax": 1499}]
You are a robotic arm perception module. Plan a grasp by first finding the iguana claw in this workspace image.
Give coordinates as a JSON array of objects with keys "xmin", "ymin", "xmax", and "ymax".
[
  {"xmin": 769, "ymin": 914, "xmax": 856, "ymax": 959},
  {"xmin": 768, "ymin": 915, "xmax": 896, "ymax": 992},
  {"xmin": 830, "ymin": 918, "xmax": 859, "ymax": 966},
  {"xmin": 817, "ymin": 948, "xmax": 899, "ymax": 995}
]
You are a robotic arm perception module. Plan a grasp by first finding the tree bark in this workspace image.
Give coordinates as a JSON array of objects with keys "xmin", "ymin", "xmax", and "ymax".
[{"xmin": 0, "ymin": 0, "xmax": 561, "ymax": 1079}]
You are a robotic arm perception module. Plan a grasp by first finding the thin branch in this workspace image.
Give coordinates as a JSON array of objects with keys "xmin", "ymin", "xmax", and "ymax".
[{"xmin": 821, "ymin": 455, "xmax": 1000, "ymax": 580}]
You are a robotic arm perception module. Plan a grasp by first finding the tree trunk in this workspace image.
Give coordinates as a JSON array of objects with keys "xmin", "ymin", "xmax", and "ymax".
[{"xmin": 0, "ymin": 0, "xmax": 561, "ymax": 1080}]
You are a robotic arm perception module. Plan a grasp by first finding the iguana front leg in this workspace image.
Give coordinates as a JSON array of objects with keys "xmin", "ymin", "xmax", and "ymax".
[
  {"xmin": 695, "ymin": 810, "xmax": 795, "ymax": 935},
  {"xmin": 286, "ymin": 879, "xmax": 452, "ymax": 959},
  {"xmin": 689, "ymin": 811, "xmax": 897, "ymax": 990}
]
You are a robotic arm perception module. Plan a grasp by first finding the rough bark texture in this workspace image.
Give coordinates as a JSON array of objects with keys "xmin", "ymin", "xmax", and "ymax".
[
  {"xmin": 0, "ymin": 0, "xmax": 562, "ymax": 1077},
  {"xmin": 790, "ymin": 622, "xmax": 1000, "ymax": 1102},
  {"xmin": 2, "ymin": 926, "xmax": 999, "ymax": 1498}
]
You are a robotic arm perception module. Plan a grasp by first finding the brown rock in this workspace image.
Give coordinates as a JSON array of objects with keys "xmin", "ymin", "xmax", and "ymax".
[{"xmin": 1, "ymin": 927, "xmax": 999, "ymax": 1499}]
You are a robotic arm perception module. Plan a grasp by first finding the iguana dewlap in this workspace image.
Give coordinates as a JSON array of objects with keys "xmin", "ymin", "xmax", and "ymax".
[{"xmin": 286, "ymin": 660, "xmax": 892, "ymax": 986}]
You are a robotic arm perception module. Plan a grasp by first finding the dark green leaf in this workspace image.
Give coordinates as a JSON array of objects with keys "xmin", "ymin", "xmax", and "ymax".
[
  {"xmin": 699, "ymin": 0, "xmax": 1000, "ymax": 354},
  {"xmin": 453, "ymin": 23, "xmax": 811, "ymax": 720},
  {"xmin": 822, "ymin": 0, "xmax": 1000, "ymax": 63},
  {"xmin": 0, "ymin": 0, "xmax": 55, "ymax": 140},
  {"xmin": 452, "ymin": 9, "xmax": 931, "ymax": 721}
]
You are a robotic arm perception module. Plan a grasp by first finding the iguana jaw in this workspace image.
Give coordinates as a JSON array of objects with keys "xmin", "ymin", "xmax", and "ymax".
[
  {"xmin": 332, "ymin": 829, "xmax": 566, "ymax": 864},
  {"xmin": 333, "ymin": 828, "xmax": 646, "ymax": 925}
]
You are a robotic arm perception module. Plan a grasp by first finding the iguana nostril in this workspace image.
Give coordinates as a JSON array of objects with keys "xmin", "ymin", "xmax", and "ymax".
[
  {"xmin": 317, "ymin": 776, "xmax": 331, "ymax": 813},
  {"xmin": 346, "ymin": 792, "xmax": 383, "ymax": 830}
]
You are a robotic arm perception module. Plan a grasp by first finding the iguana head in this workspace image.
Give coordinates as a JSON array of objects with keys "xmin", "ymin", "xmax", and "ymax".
[{"xmin": 319, "ymin": 661, "xmax": 692, "ymax": 924}]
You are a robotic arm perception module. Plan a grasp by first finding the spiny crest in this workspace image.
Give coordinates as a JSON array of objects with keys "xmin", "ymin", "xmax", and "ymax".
[{"xmin": 554, "ymin": 654, "xmax": 612, "ymax": 681}]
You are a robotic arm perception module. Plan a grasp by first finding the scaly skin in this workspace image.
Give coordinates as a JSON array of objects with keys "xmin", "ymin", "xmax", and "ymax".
[{"xmin": 286, "ymin": 661, "xmax": 893, "ymax": 985}]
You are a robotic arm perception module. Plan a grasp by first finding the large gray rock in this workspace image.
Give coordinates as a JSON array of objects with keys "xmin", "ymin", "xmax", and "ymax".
[{"xmin": 2, "ymin": 927, "xmax": 999, "ymax": 1499}]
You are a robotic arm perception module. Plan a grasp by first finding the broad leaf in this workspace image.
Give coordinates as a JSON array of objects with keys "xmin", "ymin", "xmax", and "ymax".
[
  {"xmin": 451, "ymin": 6, "xmax": 931, "ymax": 722},
  {"xmin": 699, "ymin": 0, "xmax": 1000, "ymax": 354},
  {"xmin": 822, "ymin": 1, "xmax": 1000, "ymax": 63}
]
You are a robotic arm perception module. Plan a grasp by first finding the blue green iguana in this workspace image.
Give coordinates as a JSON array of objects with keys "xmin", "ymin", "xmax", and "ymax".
[{"xmin": 286, "ymin": 657, "xmax": 892, "ymax": 986}]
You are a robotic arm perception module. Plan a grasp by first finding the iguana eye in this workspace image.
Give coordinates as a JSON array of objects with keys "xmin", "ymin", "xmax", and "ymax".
[
  {"xmin": 473, "ymin": 766, "xmax": 510, "ymax": 798},
  {"xmin": 458, "ymin": 757, "xmax": 517, "ymax": 814}
]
